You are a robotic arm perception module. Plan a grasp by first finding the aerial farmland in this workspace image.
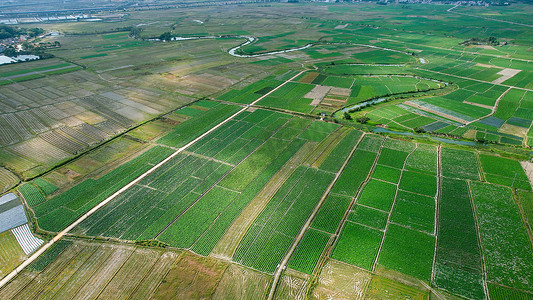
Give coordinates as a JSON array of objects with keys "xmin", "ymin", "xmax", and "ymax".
[{"xmin": 0, "ymin": 1, "xmax": 532, "ymax": 299}]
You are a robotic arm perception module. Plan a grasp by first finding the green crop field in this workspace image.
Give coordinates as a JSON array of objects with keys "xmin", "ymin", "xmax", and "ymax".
[{"xmin": 1, "ymin": 2, "xmax": 533, "ymax": 299}]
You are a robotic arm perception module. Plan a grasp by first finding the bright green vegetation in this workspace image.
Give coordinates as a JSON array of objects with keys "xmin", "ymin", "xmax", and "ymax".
[
  {"xmin": 299, "ymin": 121, "xmax": 340, "ymax": 142},
  {"xmin": 34, "ymin": 146, "xmax": 174, "ymax": 232},
  {"xmin": 1, "ymin": 3, "xmax": 533, "ymax": 299},
  {"xmin": 348, "ymin": 204, "xmax": 388, "ymax": 230},
  {"xmin": 376, "ymin": 148, "xmax": 409, "ymax": 169},
  {"xmin": 158, "ymin": 103, "xmax": 241, "ymax": 148},
  {"xmin": 31, "ymin": 178, "xmax": 58, "ymax": 195},
  {"xmin": 257, "ymin": 82, "xmax": 315, "ymax": 113},
  {"xmin": 312, "ymin": 194, "xmax": 352, "ymax": 234},
  {"xmin": 73, "ymin": 109, "xmax": 310, "ymax": 260},
  {"xmin": 470, "ymin": 182, "xmax": 533, "ymax": 292},
  {"xmin": 218, "ymin": 77, "xmax": 282, "ymax": 104},
  {"xmin": 233, "ymin": 166, "xmax": 334, "ymax": 273},
  {"xmin": 488, "ymin": 283, "xmax": 533, "ymax": 300},
  {"xmin": 434, "ymin": 178, "xmax": 484, "ymax": 299},
  {"xmin": 377, "ymin": 224, "xmax": 435, "ymax": 282},
  {"xmin": 404, "ymin": 144, "xmax": 437, "ymax": 175},
  {"xmin": 288, "ymin": 228, "xmax": 330, "ymax": 275},
  {"xmin": 372, "ymin": 165, "xmax": 402, "ymax": 184},
  {"xmin": 441, "ymin": 148, "xmax": 480, "ymax": 180},
  {"xmin": 399, "ymin": 171, "xmax": 437, "ymax": 197},
  {"xmin": 218, "ymin": 138, "xmax": 290, "ymax": 191},
  {"xmin": 18, "ymin": 183, "xmax": 46, "ymax": 207},
  {"xmin": 318, "ymin": 129, "xmax": 361, "ymax": 173},
  {"xmin": 479, "ymin": 154, "xmax": 531, "ymax": 190},
  {"xmin": 159, "ymin": 186, "xmax": 240, "ymax": 248},
  {"xmin": 356, "ymin": 179, "xmax": 397, "ymax": 212},
  {"xmin": 516, "ymin": 190, "xmax": 533, "ymax": 233},
  {"xmin": 390, "ymin": 191, "xmax": 434, "ymax": 234},
  {"xmin": 332, "ymin": 221, "xmax": 383, "ymax": 271},
  {"xmin": 331, "ymin": 149, "xmax": 377, "ymax": 196},
  {"xmin": 27, "ymin": 240, "xmax": 72, "ymax": 272},
  {"xmin": 0, "ymin": 231, "xmax": 26, "ymax": 277}
]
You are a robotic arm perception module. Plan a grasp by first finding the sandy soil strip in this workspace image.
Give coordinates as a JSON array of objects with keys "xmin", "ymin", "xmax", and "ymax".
[
  {"xmin": 463, "ymin": 101, "xmax": 493, "ymax": 110},
  {"xmin": 492, "ymin": 68, "xmax": 521, "ymax": 84},
  {"xmin": 211, "ymin": 142, "xmax": 317, "ymax": 260},
  {"xmin": 404, "ymin": 101, "xmax": 468, "ymax": 124},
  {"xmin": 305, "ymin": 85, "xmax": 331, "ymax": 106}
]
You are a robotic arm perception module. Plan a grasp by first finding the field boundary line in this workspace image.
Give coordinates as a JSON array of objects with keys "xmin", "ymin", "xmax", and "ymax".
[
  {"xmin": 464, "ymin": 87, "xmax": 512, "ymax": 126},
  {"xmin": 92, "ymin": 246, "xmax": 136, "ymax": 300},
  {"xmin": 0, "ymin": 70, "xmax": 306, "ymax": 290},
  {"xmin": 186, "ymin": 118, "xmax": 293, "ymax": 251},
  {"xmin": 419, "ymin": 69, "xmax": 532, "ymax": 92},
  {"xmin": 430, "ymin": 145, "xmax": 442, "ymax": 287},
  {"xmin": 467, "ymin": 180, "xmax": 491, "ymax": 299},
  {"xmin": 125, "ymin": 251, "xmax": 164, "ymax": 299},
  {"xmin": 267, "ymin": 132, "xmax": 368, "ymax": 300},
  {"xmin": 372, "ymin": 142, "xmax": 417, "ymax": 272}
]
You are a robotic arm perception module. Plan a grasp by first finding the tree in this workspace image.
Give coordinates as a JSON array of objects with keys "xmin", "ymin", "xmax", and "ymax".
[
  {"xmin": 159, "ymin": 32, "xmax": 172, "ymax": 42},
  {"xmin": 130, "ymin": 27, "xmax": 143, "ymax": 38},
  {"xmin": 356, "ymin": 116, "xmax": 369, "ymax": 124},
  {"xmin": 414, "ymin": 127, "xmax": 426, "ymax": 133},
  {"xmin": 343, "ymin": 112, "xmax": 352, "ymax": 120}
]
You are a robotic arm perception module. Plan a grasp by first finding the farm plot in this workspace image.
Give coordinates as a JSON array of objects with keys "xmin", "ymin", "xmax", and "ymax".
[
  {"xmin": 404, "ymin": 144, "xmax": 438, "ymax": 175},
  {"xmin": 0, "ymin": 239, "xmax": 237, "ymax": 300},
  {"xmin": 0, "ymin": 168, "xmax": 19, "ymax": 194},
  {"xmin": 72, "ymin": 109, "xmax": 328, "ymax": 259},
  {"xmin": 440, "ymin": 147, "xmax": 480, "ymax": 180},
  {"xmin": 331, "ymin": 135, "xmax": 381, "ymax": 196},
  {"xmin": 0, "ymin": 230, "xmax": 26, "ymax": 278},
  {"xmin": 390, "ymin": 191, "xmax": 434, "ymax": 234},
  {"xmin": 33, "ymin": 146, "xmax": 174, "ymax": 232},
  {"xmin": 218, "ymin": 77, "xmax": 283, "ymax": 104},
  {"xmin": 332, "ymin": 221, "xmax": 383, "ymax": 271},
  {"xmin": 256, "ymin": 82, "xmax": 316, "ymax": 113},
  {"xmin": 318, "ymin": 129, "xmax": 362, "ymax": 173},
  {"xmin": 365, "ymin": 275, "xmax": 429, "ymax": 300},
  {"xmin": 479, "ymin": 154, "xmax": 531, "ymax": 190},
  {"xmin": 233, "ymin": 166, "xmax": 334, "ymax": 274},
  {"xmin": 0, "ymin": 68, "xmax": 192, "ymax": 178},
  {"xmin": 470, "ymin": 182, "xmax": 533, "ymax": 293},
  {"xmin": 311, "ymin": 259, "xmax": 372, "ymax": 299},
  {"xmin": 158, "ymin": 102, "xmax": 241, "ymax": 148},
  {"xmin": 377, "ymin": 224, "xmax": 435, "ymax": 282},
  {"xmin": 434, "ymin": 178, "xmax": 484, "ymax": 299},
  {"xmin": 288, "ymin": 228, "xmax": 331, "ymax": 275}
]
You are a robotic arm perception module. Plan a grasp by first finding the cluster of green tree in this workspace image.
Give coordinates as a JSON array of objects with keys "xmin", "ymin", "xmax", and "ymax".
[
  {"xmin": 0, "ymin": 25, "xmax": 44, "ymax": 39},
  {"xmin": 2, "ymin": 43, "xmax": 53, "ymax": 58},
  {"xmin": 459, "ymin": 36, "xmax": 500, "ymax": 46}
]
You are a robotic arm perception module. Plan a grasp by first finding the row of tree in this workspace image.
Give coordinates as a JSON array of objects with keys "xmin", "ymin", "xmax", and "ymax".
[{"xmin": 0, "ymin": 25, "xmax": 44, "ymax": 40}]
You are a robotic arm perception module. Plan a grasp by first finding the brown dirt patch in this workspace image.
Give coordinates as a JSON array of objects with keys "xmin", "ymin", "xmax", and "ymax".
[{"xmin": 151, "ymin": 252, "xmax": 227, "ymax": 299}]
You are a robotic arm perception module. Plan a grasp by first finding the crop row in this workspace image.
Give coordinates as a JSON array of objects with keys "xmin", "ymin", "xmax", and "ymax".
[
  {"xmin": 287, "ymin": 228, "xmax": 331, "ymax": 275},
  {"xmin": 434, "ymin": 178, "xmax": 485, "ymax": 299},
  {"xmin": 233, "ymin": 166, "xmax": 334, "ymax": 273},
  {"xmin": 35, "ymin": 146, "xmax": 174, "ymax": 232},
  {"xmin": 191, "ymin": 138, "xmax": 306, "ymax": 256},
  {"xmin": 470, "ymin": 182, "xmax": 533, "ymax": 292},
  {"xmin": 157, "ymin": 103, "xmax": 241, "ymax": 148},
  {"xmin": 18, "ymin": 183, "xmax": 46, "ymax": 207}
]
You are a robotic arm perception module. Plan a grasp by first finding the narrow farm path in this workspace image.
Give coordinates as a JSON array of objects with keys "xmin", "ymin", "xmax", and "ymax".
[
  {"xmin": 467, "ymin": 180, "xmax": 491, "ymax": 298},
  {"xmin": 464, "ymin": 86, "xmax": 512, "ymax": 126},
  {"xmin": 0, "ymin": 70, "xmax": 307, "ymax": 290},
  {"xmin": 418, "ymin": 69, "xmax": 533, "ymax": 92},
  {"xmin": 372, "ymin": 143, "xmax": 417, "ymax": 271},
  {"xmin": 266, "ymin": 133, "xmax": 370, "ymax": 300}
]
